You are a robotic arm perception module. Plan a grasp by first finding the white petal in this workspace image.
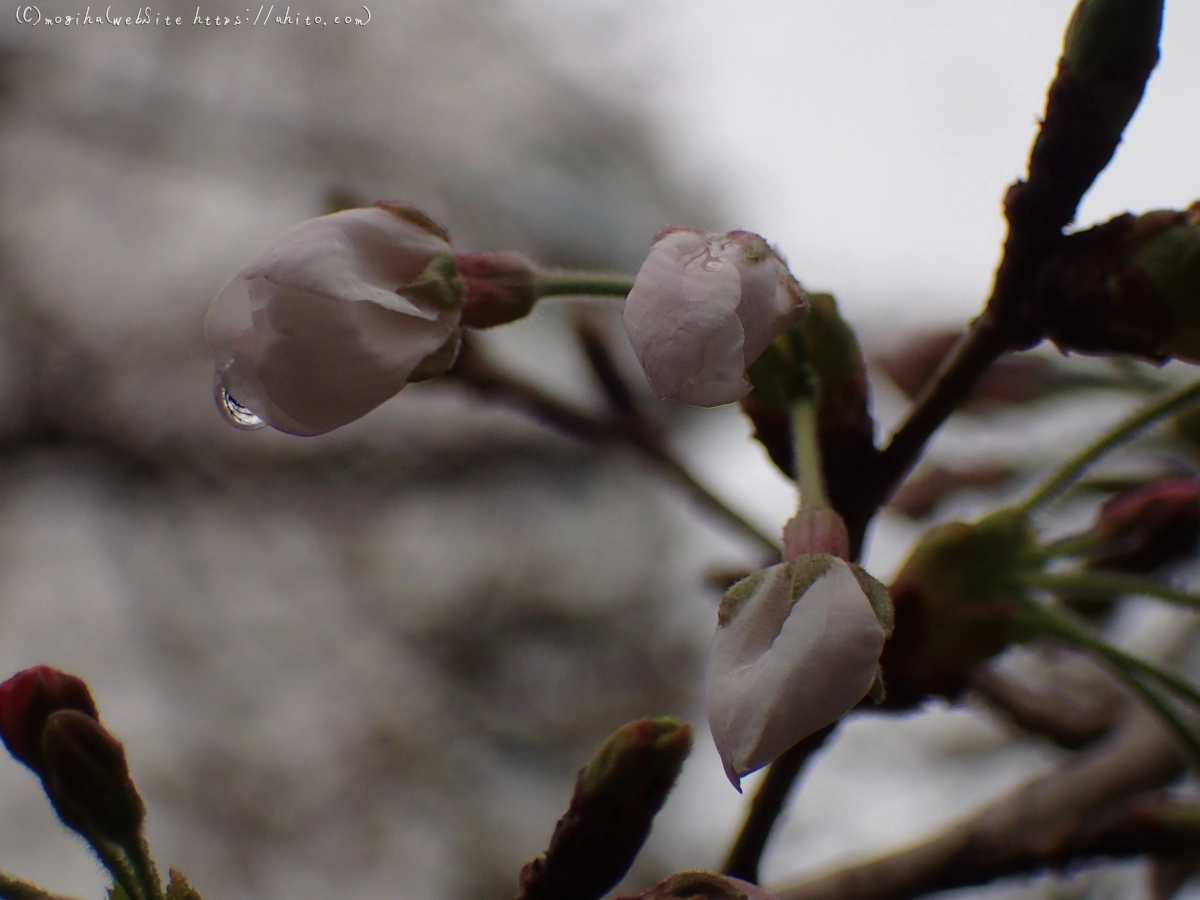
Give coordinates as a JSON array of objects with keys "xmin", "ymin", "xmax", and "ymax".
[
  {"xmin": 206, "ymin": 274, "xmax": 457, "ymax": 436},
  {"xmin": 244, "ymin": 207, "xmax": 451, "ymax": 320},
  {"xmin": 706, "ymin": 557, "xmax": 885, "ymax": 788},
  {"xmin": 622, "ymin": 231, "xmax": 750, "ymax": 406}
]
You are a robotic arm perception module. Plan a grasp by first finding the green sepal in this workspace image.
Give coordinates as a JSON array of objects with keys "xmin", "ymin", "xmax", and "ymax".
[
  {"xmin": 408, "ymin": 329, "xmax": 462, "ymax": 383},
  {"xmin": 850, "ymin": 563, "xmax": 894, "ymax": 637},
  {"xmin": 717, "ymin": 569, "xmax": 768, "ymax": 627},
  {"xmin": 166, "ymin": 870, "xmax": 204, "ymax": 900},
  {"xmin": 400, "ymin": 253, "xmax": 466, "ymax": 311},
  {"xmin": 373, "ymin": 200, "xmax": 452, "ymax": 242},
  {"xmin": 788, "ymin": 554, "xmax": 836, "ymax": 606},
  {"xmin": 108, "ymin": 885, "xmax": 134, "ymax": 900}
]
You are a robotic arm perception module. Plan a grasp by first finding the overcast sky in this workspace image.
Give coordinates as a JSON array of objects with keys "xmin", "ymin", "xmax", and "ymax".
[{"xmin": 517, "ymin": 0, "xmax": 1200, "ymax": 332}]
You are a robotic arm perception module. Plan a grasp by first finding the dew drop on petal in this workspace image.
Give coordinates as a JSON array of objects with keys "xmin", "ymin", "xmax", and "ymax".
[{"xmin": 214, "ymin": 381, "xmax": 266, "ymax": 431}]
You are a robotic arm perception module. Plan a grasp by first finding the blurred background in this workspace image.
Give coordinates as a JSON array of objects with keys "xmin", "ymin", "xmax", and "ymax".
[{"xmin": 0, "ymin": 1, "xmax": 1199, "ymax": 899}]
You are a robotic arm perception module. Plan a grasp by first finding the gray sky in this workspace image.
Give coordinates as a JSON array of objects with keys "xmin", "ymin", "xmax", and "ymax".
[{"xmin": 517, "ymin": 0, "xmax": 1200, "ymax": 328}]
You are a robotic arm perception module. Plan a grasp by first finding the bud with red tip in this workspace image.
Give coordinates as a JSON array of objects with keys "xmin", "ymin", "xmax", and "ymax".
[
  {"xmin": 623, "ymin": 228, "xmax": 807, "ymax": 407},
  {"xmin": 0, "ymin": 666, "xmax": 98, "ymax": 774},
  {"xmin": 1091, "ymin": 477, "xmax": 1200, "ymax": 572},
  {"xmin": 456, "ymin": 251, "xmax": 539, "ymax": 328}
]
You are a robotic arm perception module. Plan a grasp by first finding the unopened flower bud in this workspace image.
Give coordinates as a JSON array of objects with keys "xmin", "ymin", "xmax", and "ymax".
[
  {"xmin": 1063, "ymin": 0, "xmax": 1164, "ymax": 134},
  {"xmin": 456, "ymin": 252, "xmax": 539, "ymax": 328},
  {"xmin": 617, "ymin": 872, "xmax": 779, "ymax": 900},
  {"xmin": 707, "ymin": 556, "xmax": 890, "ymax": 789},
  {"xmin": 1091, "ymin": 477, "xmax": 1200, "ymax": 572},
  {"xmin": 40, "ymin": 709, "xmax": 145, "ymax": 845},
  {"xmin": 881, "ymin": 511, "xmax": 1041, "ymax": 708},
  {"xmin": 519, "ymin": 718, "xmax": 693, "ymax": 900},
  {"xmin": 0, "ymin": 666, "xmax": 98, "ymax": 774},
  {"xmin": 205, "ymin": 202, "xmax": 465, "ymax": 436},
  {"xmin": 622, "ymin": 229, "xmax": 807, "ymax": 407},
  {"xmin": 1036, "ymin": 205, "xmax": 1200, "ymax": 362}
]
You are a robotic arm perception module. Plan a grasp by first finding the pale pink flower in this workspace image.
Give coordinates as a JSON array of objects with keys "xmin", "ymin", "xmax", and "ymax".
[
  {"xmin": 622, "ymin": 229, "xmax": 806, "ymax": 406},
  {"xmin": 706, "ymin": 555, "xmax": 888, "ymax": 789},
  {"xmin": 205, "ymin": 202, "xmax": 464, "ymax": 436}
]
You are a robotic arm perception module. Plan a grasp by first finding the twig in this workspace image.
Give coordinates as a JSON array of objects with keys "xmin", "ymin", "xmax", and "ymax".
[
  {"xmin": 969, "ymin": 657, "xmax": 1122, "ymax": 751},
  {"xmin": 773, "ymin": 709, "xmax": 1187, "ymax": 900},
  {"xmin": 449, "ymin": 336, "xmax": 780, "ymax": 556},
  {"xmin": 721, "ymin": 725, "xmax": 835, "ymax": 884}
]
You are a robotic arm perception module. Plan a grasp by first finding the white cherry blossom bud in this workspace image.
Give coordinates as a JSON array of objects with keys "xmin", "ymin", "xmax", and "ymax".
[
  {"xmin": 706, "ymin": 555, "xmax": 890, "ymax": 790},
  {"xmin": 622, "ymin": 229, "xmax": 807, "ymax": 407},
  {"xmin": 204, "ymin": 202, "xmax": 465, "ymax": 436}
]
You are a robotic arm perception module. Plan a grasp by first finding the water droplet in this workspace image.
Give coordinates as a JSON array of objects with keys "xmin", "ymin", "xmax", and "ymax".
[{"xmin": 216, "ymin": 384, "xmax": 267, "ymax": 431}]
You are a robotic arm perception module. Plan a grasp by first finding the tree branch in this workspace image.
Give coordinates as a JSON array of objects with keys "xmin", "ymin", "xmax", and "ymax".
[
  {"xmin": 721, "ymin": 725, "xmax": 835, "ymax": 884},
  {"xmin": 449, "ymin": 335, "xmax": 780, "ymax": 557},
  {"xmin": 774, "ymin": 710, "xmax": 1187, "ymax": 900}
]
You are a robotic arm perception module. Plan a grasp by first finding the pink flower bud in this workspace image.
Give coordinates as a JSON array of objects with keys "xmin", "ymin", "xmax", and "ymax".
[
  {"xmin": 0, "ymin": 666, "xmax": 98, "ymax": 774},
  {"xmin": 706, "ymin": 556, "xmax": 888, "ymax": 789},
  {"xmin": 1093, "ymin": 476, "xmax": 1200, "ymax": 571},
  {"xmin": 205, "ymin": 202, "xmax": 466, "ymax": 436},
  {"xmin": 456, "ymin": 251, "xmax": 539, "ymax": 328},
  {"xmin": 623, "ymin": 229, "xmax": 807, "ymax": 407}
]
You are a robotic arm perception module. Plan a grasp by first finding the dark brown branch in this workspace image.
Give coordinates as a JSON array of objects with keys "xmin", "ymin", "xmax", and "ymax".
[
  {"xmin": 450, "ymin": 336, "xmax": 780, "ymax": 556},
  {"xmin": 774, "ymin": 710, "xmax": 1187, "ymax": 900},
  {"xmin": 721, "ymin": 725, "xmax": 835, "ymax": 884},
  {"xmin": 969, "ymin": 651, "xmax": 1125, "ymax": 751}
]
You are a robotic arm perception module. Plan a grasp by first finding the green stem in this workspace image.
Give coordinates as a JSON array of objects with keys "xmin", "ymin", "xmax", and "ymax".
[
  {"xmin": 1025, "ymin": 570, "xmax": 1200, "ymax": 611},
  {"xmin": 1019, "ymin": 602, "xmax": 1200, "ymax": 764},
  {"xmin": 89, "ymin": 843, "xmax": 144, "ymax": 900},
  {"xmin": 1039, "ymin": 532, "xmax": 1103, "ymax": 560},
  {"xmin": 792, "ymin": 396, "xmax": 829, "ymax": 511},
  {"xmin": 535, "ymin": 271, "xmax": 635, "ymax": 299},
  {"xmin": 127, "ymin": 840, "xmax": 165, "ymax": 900},
  {"xmin": 1020, "ymin": 378, "xmax": 1200, "ymax": 516}
]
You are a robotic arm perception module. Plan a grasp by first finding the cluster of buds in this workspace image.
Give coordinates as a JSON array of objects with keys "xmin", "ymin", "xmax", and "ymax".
[{"xmin": 0, "ymin": 667, "xmax": 146, "ymax": 848}]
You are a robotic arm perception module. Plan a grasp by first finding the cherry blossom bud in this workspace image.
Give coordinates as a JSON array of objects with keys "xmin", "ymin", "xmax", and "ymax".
[
  {"xmin": 623, "ymin": 229, "xmax": 807, "ymax": 407},
  {"xmin": 205, "ymin": 201, "xmax": 466, "ymax": 436},
  {"xmin": 1092, "ymin": 477, "xmax": 1200, "ymax": 572},
  {"xmin": 0, "ymin": 666, "xmax": 98, "ymax": 774},
  {"xmin": 41, "ymin": 709, "xmax": 145, "ymax": 846},
  {"xmin": 456, "ymin": 251, "xmax": 539, "ymax": 328},
  {"xmin": 706, "ymin": 555, "xmax": 890, "ymax": 789}
]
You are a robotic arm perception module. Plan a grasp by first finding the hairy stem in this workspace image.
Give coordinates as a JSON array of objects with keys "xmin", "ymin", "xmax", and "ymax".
[
  {"xmin": 1025, "ymin": 570, "xmax": 1200, "ymax": 611},
  {"xmin": 1020, "ymin": 378, "xmax": 1200, "ymax": 516},
  {"xmin": 535, "ymin": 271, "xmax": 635, "ymax": 299},
  {"xmin": 792, "ymin": 397, "xmax": 829, "ymax": 511}
]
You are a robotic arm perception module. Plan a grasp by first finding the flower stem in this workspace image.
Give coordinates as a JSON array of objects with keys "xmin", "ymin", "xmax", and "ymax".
[
  {"xmin": 1024, "ymin": 570, "xmax": 1200, "ymax": 611},
  {"xmin": 792, "ymin": 396, "xmax": 829, "ymax": 511},
  {"xmin": 1019, "ymin": 378, "xmax": 1200, "ymax": 516},
  {"xmin": 535, "ymin": 271, "xmax": 635, "ymax": 299},
  {"xmin": 127, "ymin": 840, "xmax": 166, "ymax": 900},
  {"xmin": 1039, "ymin": 531, "xmax": 1103, "ymax": 560}
]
